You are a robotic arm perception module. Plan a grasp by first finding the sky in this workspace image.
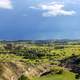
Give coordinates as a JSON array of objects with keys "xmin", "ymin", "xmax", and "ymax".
[{"xmin": 0, "ymin": 0, "xmax": 80, "ymax": 40}]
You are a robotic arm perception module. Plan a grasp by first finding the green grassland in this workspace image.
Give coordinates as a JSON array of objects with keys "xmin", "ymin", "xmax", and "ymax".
[
  {"xmin": 0, "ymin": 41, "xmax": 80, "ymax": 80},
  {"xmin": 33, "ymin": 70, "xmax": 76, "ymax": 80}
]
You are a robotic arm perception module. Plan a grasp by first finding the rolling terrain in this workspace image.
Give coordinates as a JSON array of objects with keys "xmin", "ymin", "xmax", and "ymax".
[{"xmin": 0, "ymin": 40, "xmax": 80, "ymax": 80}]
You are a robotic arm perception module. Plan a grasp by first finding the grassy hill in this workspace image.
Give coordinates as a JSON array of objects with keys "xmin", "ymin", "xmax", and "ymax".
[{"xmin": 0, "ymin": 40, "xmax": 80, "ymax": 80}]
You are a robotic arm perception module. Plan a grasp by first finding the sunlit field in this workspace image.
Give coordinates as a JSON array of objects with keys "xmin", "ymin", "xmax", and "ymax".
[{"xmin": 0, "ymin": 40, "xmax": 80, "ymax": 80}]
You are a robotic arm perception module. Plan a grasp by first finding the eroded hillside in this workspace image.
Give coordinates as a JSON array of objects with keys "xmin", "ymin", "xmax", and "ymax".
[{"xmin": 0, "ymin": 40, "xmax": 80, "ymax": 80}]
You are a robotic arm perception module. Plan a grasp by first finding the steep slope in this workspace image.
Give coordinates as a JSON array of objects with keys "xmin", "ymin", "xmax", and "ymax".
[
  {"xmin": 0, "ymin": 62, "xmax": 27, "ymax": 80},
  {"xmin": 0, "ymin": 61, "xmax": 52, "ymax": 80}
]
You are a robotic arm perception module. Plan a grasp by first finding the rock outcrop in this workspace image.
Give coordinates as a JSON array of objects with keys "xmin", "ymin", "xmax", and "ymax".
[{"xmin": 0, "ymin": 62, "xmax": 52, "ymax": 80}]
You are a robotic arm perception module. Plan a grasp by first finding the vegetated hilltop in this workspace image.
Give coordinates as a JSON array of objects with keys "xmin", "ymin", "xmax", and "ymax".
[{"xmin": 0, "ymin": 40, "xmax": 80, "ymax": 80}]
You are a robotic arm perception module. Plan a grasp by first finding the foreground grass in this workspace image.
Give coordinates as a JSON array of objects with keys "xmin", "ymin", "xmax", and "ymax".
[{"xmin": 33, "ymin": 70, "xmax": 76, "ymax": 80}]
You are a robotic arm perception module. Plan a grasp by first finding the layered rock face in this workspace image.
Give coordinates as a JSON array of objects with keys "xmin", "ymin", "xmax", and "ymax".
[
  {"xmin": 0, "ymin": 62, "xmax": 51, "ymax": 80},
  {"xmin": 0, "ymin": 62, "xmax": 27, "ymax": 80}
]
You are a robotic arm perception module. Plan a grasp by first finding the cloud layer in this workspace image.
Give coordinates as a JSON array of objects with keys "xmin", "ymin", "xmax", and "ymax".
[
  {"xmin": 30, "ymin": 2, "xmax": 76, "ymax": 17},
  {"xmin": 0, "ymin": 0, "xmax": 13, "ymax": 9}
]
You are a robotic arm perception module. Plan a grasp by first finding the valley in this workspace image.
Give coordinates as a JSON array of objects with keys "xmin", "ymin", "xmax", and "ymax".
[{"xmin": 0, "ymin": 40, "xmax": 80, "ymax": 80}]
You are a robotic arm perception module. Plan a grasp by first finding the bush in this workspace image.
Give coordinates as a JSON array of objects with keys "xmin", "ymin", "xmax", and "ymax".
[{"xmin": 18, "ymin": 75, "xmax": 29, "ymax": 80}]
